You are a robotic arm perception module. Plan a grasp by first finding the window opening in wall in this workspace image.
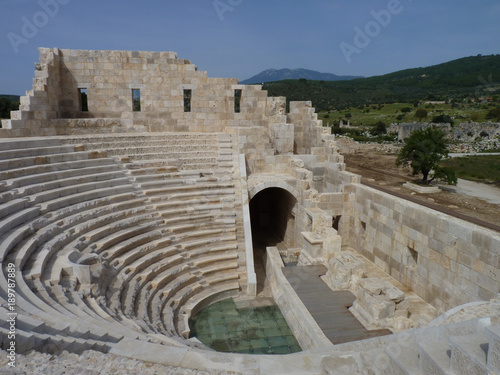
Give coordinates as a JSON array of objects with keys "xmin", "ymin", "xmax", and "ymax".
[
  {"xmin": 79, "ymin": 88, "xmax": 88, "ymax": 112},
  {"xmin": 332, "ymin": 215, "xmax": 342, "ymax": 231},
  {"xmin": 132, "ymin": 89, "xmax": 141, "ymax": 112},
  {"xmin": 360, "ymin": 220, "xmax": 366, "ymax": 232},
  {"xmin": 184, "ymin": 89, "xmax": 192, "ymax": 112},
  {"xmin": 408, "ymin": 246, "xmax": 418, "ymax": 267},
  {"xmin": 234, "ymin": 89, "xmax": 242, "ymax": 113}
]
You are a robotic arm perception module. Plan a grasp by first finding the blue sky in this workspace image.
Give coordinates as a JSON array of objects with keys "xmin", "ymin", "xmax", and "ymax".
[{"xmin": 1, "ymin": 0, "xmax": 499, "ymax": 95}]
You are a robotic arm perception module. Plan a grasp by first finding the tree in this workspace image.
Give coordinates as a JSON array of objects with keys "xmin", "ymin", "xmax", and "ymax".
[
  {"xmin": 371, "ymin": 121, "xmax": 387, "ymax": 136},
  {"xmin": 486, "ymin": 107, "xmax": 500, "ymax": 121},
  {"xmin": 432, "ymin": 114, "xmax": 454, "ymax": 126},
  {"xmin": 415, "ymin": 108, "xmax": 428, "ymax": 121},
  {"xmin": 396, "ymin": 127, "xmax": 456, "ymax": 185}
]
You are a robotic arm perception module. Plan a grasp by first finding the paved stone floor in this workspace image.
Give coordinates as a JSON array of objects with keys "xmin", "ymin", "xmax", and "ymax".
[{"xmin": 282, "ymin": 265, "xmax": 392, "ymax": 345}]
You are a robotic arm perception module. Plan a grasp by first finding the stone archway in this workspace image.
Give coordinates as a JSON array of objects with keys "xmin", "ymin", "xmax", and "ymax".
[
  {"xmin": 249, "ymin": 187, "xmax": 298, "ymax": 250},
  {"xmin": 249, "ymin": 187, "xmax": 298, "ymax": 294}
]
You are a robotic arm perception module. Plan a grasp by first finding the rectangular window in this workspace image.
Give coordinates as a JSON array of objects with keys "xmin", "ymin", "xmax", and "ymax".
[
  {"xmin": 183, "ymin": 89, "xmax": 192, "ymax": 112},
  {"xmin": 79, "ymin": 88, "xmax": 88, "ymax": 112},
  {"xmin": 132, "ymin": 89, "xmax": 141, "ymax": 112},
  {"xmin": 332, "ymin": 215, "xmax": 342, "ymax": 231},
  {"xmin": 407, "ymin": 246, "xmax": 418, "ymax": 267},
  {"xmin": 234, "ymin": 89, "xmax": 242, "ymax": 113}
]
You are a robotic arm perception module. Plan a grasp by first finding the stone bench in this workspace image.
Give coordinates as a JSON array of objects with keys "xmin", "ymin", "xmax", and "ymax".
[
  {"xmin": 29, "ymin": 178, "xmax": 131, "ymax": 204},
  {"xmin": 179, "ymin": 233, "xmax": 237, "ymax": 251},
  {"xmin": 19, "ymin": 209, "xmax": 159, "ymax": 281},
  {"xmin": 24, "ymin": 219, "xmax": 161, "ymax": 280},
  {"xmin": 166, "ymin": 218, "xmax": 236, "ymax": 235},
  {"xmin": 0, "ymin": 206, "xmax": 40, "ymax": 238},
  {"xmin": 92, "ymin": 220, "xmax": 164, "ymax": 254},
  {"xmin": 143, "ymin": 182, "xmax": 235, "ymax": 196},
  {"xmin": 3, "ymin": 163, "xmax": 120, "ymax": 190},
  {"xmin": 0, "ymin": 197, "xmax": 32, "ymax": 221},
  {"xmin": 0, "ymin": 150, "xmax": 103, "ymax": 172},
  {"xmin": 11, "ymin": 195, "xmax": 145, "ymax": 268},
  {"xmin": 27, "ymin": 278, "xmax": 147, "ymax": 343},
  {"xmin": 0, "ymin": 144, "xmax": 78, "ymax": 161},
  {"xmin": 100, "ymin": 230, "xmax": 165, "ymax": 262},
  {"xmin": 137, "ymin": 176, "xmax": 220, "ymax": 189},
  {"xmin": 39, "ymin": 184, "xmax": 138, "ymax": 214},
  {"xmin": 0, "ymin": 138, "xmax": 62, "ymax": 152},
  {"xmin": 157, "ymin": 200, "xmax": 236, "ymax": 218},
  {"xmin": 0, "ymin": 325, "xmax": 112, "ymax": 355},
  {"xmin": 131, "ymin": 170, "xmax": 215, "ymax": 182},
  {"xmin": 0, "ymin": 157, "xmax": 116, "ymax": 181},
  {"xmin": 68, "ymin": 210, "xmax": 157, "ymax": 252},
  {"xmin": 109, "ymin": 237, "xmax": 176, "ymax": 271},
  {"xmin": 16, "ymin": 170, "xmax": 126, "ymax": 198}
]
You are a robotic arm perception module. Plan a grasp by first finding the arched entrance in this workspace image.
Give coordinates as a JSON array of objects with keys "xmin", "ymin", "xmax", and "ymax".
[
  {"xmin": 249, "ymin": 187, "xmax": 297, "ymax": 249},
  {"xmin": 249, "ymin": 187, "xmax": 298, "ymax": 293}
]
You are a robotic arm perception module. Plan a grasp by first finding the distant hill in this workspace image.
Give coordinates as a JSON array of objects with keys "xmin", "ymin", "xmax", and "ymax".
[
  {"xmin": 0, "ymin": 95, "xmax": 20, "ymax": 102},
  {"xmin": 0, "ymin": 95, "xmax": 21, "ymax": 119},
  {"xmin": 240, "ymin": 68, "xmax": 362, "ymax": 84},
  {"xmin": 262, "ymin": 54, "xmax": 500, "ymax": 111}
]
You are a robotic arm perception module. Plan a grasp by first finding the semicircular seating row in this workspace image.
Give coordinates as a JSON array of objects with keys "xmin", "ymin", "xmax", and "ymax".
[{"xmin": 0, "ymin": 133, "xmax": 244, "ymax": 355}]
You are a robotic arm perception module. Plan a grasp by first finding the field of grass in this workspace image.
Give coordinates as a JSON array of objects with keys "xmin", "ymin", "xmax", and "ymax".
[
  {"xmin": 440, "ymin": 155, "xmax": 500, "ymax": 185},
  {"xmin": 319, "ymin": 101, "xmax": 496, "ymax": 129}
]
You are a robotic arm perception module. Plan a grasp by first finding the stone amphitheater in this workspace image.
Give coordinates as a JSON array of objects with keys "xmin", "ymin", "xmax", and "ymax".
[{"xmin": 1, "ymin": 48, "xmax": 500, "ymax": 374}]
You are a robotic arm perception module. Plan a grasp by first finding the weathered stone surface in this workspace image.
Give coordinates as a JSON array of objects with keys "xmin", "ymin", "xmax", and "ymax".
[
  {"xmin": 322, "ymin": 251, "xmax": 366, "ymax": 291},
  {"xmin": 351, "ymin": 277, "xmax": 411, "ymax": 330}
]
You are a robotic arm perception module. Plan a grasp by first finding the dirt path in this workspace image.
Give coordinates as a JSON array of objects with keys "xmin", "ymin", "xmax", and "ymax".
[{"xmin": 343, "ymin": 150, "xmax": 500, "ymax": 227}]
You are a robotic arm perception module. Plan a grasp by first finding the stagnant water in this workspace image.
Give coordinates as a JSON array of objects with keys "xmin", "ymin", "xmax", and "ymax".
[{"xmin": 189, "ymin": 298, "xmax": 301, "ymax": 354}]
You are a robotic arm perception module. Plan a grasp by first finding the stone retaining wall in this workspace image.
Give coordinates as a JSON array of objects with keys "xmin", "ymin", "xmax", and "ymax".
[{"xmin": 341, "ymin": 183, "xmax": 500, "ymax": 314}]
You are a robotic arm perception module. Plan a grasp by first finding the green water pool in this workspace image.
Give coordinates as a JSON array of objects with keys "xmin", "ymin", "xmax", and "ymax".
[{"xmin": 189, "ymin": 298, "xmax": 301, "ymax": 355}]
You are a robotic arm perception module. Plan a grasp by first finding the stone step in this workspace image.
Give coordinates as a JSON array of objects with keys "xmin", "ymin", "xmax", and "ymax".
[
  {"xmin": 386, "ymin": 342, "xmax": 420, "ymax": 375},
  {"xmin": 418, "ymin": 339, "xmax": 453, "ymax": 375},
  {"xmin": 39, "ymin": 185, "xmax": 137, "ymax": 214},
  {"xmin": 449, "ymin": 333, "xmax": 489, "ymax": 375},
  {"xmin": 29, "ymin": 178, "xmax": 131, "ymax": 204},
  {"xmin": 485, "ymin": 325, "xmax": 500, "ymax": 373},
  {"xmin": 4, "ymin": 164, "xmax": 121, "ymax": 190},
  {"xmin": 0, "ymin": 198, "xmax": 31, "ymax": 221},
  {"xmin": 0, "ymin": 157, "xmax": 117, "ymax": 181},
  {"xmin": 0, "ymin": 206, "xmax": 40, "ymax": 238},
  {"xmin": 100, "ymin": 229, "xmax": 164, "ymax": 264},
  {"xmin": 0, "ymin": 138, "xmax": 62, "ymax": 152},
  {"xmin": 0, "ymin": 144, "xmax": 78, "ymax": 161},
  {"xmin": 0, "ymin": 151, "xmax": 106, "ymax": 172},
  {"xmin": 17, "ymin": 170, "xmax": 126, "ymax": 198},
  {"xmin": 93, "ymin": 220, "xmax": 164, "ymax": 254}
]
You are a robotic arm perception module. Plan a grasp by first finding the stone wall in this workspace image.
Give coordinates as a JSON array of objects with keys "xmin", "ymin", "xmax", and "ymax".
[
  {"xmin": 287, "ymin": 101, "xmax": 325, "ymax": 154},
  {"xmin": 340, "ymin": 183, "xmax": 500, "ymax": 314},
  {"xmin": 2, "ymin": 48, "xmax": 274, "ymax": 135}
]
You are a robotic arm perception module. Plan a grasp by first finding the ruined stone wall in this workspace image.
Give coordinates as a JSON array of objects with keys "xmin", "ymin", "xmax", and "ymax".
[
  {"xmin": 287, "ymin": 101, "xmax": 325, "ymax": 154},
  {"xmin": 1, "ymin": 48, "xmax": 274, "ymax": 136},
  {"xmin": 341, "ymin": 183, "xmax": 500, "ymax": 314}
]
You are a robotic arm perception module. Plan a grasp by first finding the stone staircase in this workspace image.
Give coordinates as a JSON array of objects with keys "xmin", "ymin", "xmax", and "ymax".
[
  {"xmin": 384, "ymin": 318, "xmax": 500, "ymax": 375},
  {"xmin": 0, "ymin": 133, "xmax": 246, "ymax": 356}
]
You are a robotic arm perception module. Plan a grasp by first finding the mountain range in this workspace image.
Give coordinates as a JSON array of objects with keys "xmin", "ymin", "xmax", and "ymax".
[
  {"xmin": 260, "ymin": 54, "xmax": 500, "ymax": 111},
  {"xmin": 240, "ymin": 68, "xmax": 362, "ymax": 84}
]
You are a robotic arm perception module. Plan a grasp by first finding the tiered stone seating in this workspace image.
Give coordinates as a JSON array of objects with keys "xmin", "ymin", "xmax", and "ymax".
[
  {"xmin": 80, "ymin": 134, "xmax": 244, "ymax": 338},
  {"xmin": 0, "ymin": 133, "xmax": 244, "ymax": 357}
]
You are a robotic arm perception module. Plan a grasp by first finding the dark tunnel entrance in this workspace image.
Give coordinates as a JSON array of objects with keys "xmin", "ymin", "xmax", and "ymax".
[{"xmin": 249, "ymin": 187, "xmax": 297, "ymax": 292}]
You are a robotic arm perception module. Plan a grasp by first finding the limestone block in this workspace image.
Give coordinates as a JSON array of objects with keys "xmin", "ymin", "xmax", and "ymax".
[
  {"xmin": 323, "ymin": 251, "xmax": 366, "ymax": 291},
  {"xmin": 351, "ymin": 277, "xmax": 411, "ymax": 330}
]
